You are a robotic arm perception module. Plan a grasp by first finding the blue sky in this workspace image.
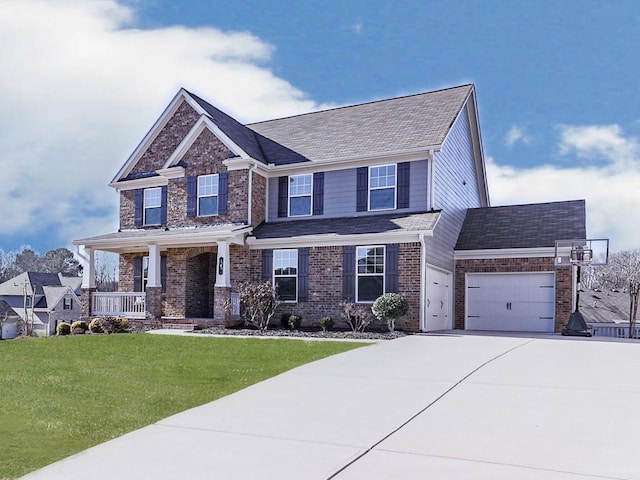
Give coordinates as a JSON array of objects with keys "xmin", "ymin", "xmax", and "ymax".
[{"xmin": 0, "ymin": 0, "xmax": 639, "ymax": 256}]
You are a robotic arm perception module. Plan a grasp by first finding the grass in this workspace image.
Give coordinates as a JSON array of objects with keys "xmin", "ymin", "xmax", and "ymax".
[{"xmin": 0, "ymin": 333, "xmax": 367, "ymax": 479}]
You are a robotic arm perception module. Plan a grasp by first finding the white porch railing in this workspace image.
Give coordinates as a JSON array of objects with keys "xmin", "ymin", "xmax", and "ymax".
[
  {"xmin": 590, "ymin": 323, "xmax": 640, "ymax": 339},
  {"xmin": 92, "ymin": 292, "xmax": 146, "ymax": 319}
]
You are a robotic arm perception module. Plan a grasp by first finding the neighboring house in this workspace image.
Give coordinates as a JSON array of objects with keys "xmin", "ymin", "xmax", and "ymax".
[
  {"xmin": 579, "ymin": 288, "xmax": 638, "ymax": 337},
  {"xmin": 0, "ymin": 272, "xmax": 83, "ymax": 336},
  {"xmin": 73, "ymin": 84, "xmax": 585, "ymax": 332},
  {"xmin": 0, "ymin": 300, "xmax": 20, "ymax": 339}
]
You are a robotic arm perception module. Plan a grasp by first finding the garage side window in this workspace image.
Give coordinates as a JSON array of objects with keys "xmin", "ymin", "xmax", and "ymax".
[{"xmin": 356, "ymin": 246, "xmax": 385, "ymax": 302}]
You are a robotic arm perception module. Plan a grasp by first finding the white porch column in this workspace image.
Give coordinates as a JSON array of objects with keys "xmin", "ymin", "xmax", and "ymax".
[
  {"xmin": 80, "ymin": 246, "xmax": 96, "ymax": 289},
  {"xmin": 215, "ymin": 241, "xmax": 231, "ymax": 288},
  {"xmin": 147, "ymin": 244, "xmax": 162, "ymax": 288}
]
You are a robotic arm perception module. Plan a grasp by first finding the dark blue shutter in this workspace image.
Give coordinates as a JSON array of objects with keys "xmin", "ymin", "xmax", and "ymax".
[
  {"xmin": 343, "ymin": 245, "xmax": 355, "ymax": 301},
  {"xmin": 134, "ymin": 189, "xmax": 143, "ymax": 227},
  {"xmin": 261, "ymin": 249, "xmax": 273, "ymax": 282},
  {"xmin": 298, "ymin": 248, "xmax": 309, "ymax": 302},
  {"xmin": 313, "ymin": 172, "xmax": 324, "ymax": 216},
  {"xmin": 385, "ymin": 244, "xmax": 399, "ymax": 293},
  {"xmin": 397, "ymin": 162, "xmax": 410, "ymax": 209},
  {"xmin": 160, "ymin": 185, "xmax": 168, "ymax": 224},
  {"xmin": 161, "ymin": 256, "xmax": 167, "ymax": 295},
  {"xmin": 186, "ymin": 176, "xmax": 197, "ymax": 217},
  {"xmin": 278, "ymin": 176, "xmax": 288, "ymax": 217},
  {"xmin": 218, "ymin": 172, "xmax": 228, "ymax": 215},
  {"xmin": 133, "ymin": 257, "xmax": 143, "ymax": 292},
  {"xmin": 356, "ymin": 167, "xmax": 368, "ymax": 212}
]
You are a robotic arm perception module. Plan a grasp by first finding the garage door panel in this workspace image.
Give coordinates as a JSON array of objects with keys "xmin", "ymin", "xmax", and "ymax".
[{"xmin": 466, "ymin": 273, "xmax": 555, "ymax": 333}]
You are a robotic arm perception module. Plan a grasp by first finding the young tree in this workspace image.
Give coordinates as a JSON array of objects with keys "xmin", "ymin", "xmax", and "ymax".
[
  {"xmin": 95, "ymin": 251, "xmax": 118, "ymax": 291},
  {"xmin": 601, "ymin": 249, "xmax": 640, "ymax": 338}
]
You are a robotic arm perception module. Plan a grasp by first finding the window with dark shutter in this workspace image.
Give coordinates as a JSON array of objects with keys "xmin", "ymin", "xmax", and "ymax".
[
  {"xmin": 277, "ymin": 177, "xmax": 288, "ymax": 217},
  {"xmin": 298, "ymin": 248, "xmax": 309, "ymax": 302},
  {"xmin": 313, "ymin": 172, "xmax": 324, "ymax": 216},
  {"xmin": 356, "ymin": 167, "xmax": 368, "ymax": 212},
  {"xmin": 218, "ymin": 172, "xmax": 228, "ymax": 215},
  {"xmin": 261, "ymin": 249, "xmax": 273, "ymax": 282},
  {"xmin": 133, "ymin": 257, "xmax": 143, "ymax": 292},
  {"xmin": 186, "ymin": 176, "xmax": 197, "ymax": 217},
  {"xmin": 160, "ymin": 186, "xmax": 168, "ymax": 224},
  {"xmin": 385, "ymin": 244, "xmax": 399, "ymax": 293},
  {"xmin": 134, "ymin": 189, "xmax": 143, "ymax": 226},
  {"xmin": 397, "ymin": 162, "xmax": 410, "ymax": 209},
  {"xmin": 342, "ymin": 245, "xmax": 355, "ymax": 301}
]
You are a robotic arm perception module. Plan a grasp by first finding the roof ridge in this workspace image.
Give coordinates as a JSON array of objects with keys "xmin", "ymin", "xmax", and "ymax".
[{"xmin": 246, "ymin": 84, "xmax": 474, "ymax": 127}]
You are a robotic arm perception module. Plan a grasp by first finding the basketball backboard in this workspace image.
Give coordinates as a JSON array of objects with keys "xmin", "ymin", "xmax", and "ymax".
[{"xmin": 554, "ymin": 239, "xmax": 609, "ymax": 267}]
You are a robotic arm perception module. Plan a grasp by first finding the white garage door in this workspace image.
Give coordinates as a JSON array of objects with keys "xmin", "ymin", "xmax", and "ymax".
[
  {"xmin": 424, "ymin": 267, "xmax": 451, "ymax": 331},
  {"xmin": 466, "ymin": 273, "xmax": 555, "ymax": 332}
]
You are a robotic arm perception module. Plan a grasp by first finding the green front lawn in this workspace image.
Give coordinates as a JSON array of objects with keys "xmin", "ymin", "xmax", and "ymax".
[{"xmin": 0, "ymin": 334, "xmax": 366, "ymax": 479}]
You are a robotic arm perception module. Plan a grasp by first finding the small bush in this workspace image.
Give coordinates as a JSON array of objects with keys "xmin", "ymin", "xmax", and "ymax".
[
  {"xmin": 89, "ymin": 318, "xmax": 103, "ymax": 333},
  {"xmin": 372, "ymin": 293, "xmax": 409, "ymax": 332},
  {"xmin": 238, "ymin": 281, "xmax": 280, "ymax": 332},
  {"xmin": 96, "ymin": 316, "xmax": 129, "ymax": 334},
  {"xmin": 339, "ymin": 301, "xmax": 372, "ymax": 333},
  {"xmin": 71, "ymin": 320, "xmax": 89, "ymax": 335},
  {"xmin": 56, "ymin": 322, "xmax": 71, "ymax": 336},
  {"xmin": 288, "ymin": 314, "xmax": 301, "ymax": 330},
  {"xmin": 320, "ymin": 316, "xmax": 334, "ymax": 332}
]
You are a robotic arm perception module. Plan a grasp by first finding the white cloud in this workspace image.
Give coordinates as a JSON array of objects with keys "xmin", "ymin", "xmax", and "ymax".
[
  {"xmin": 352, "ymin": 22, "xmax": 363, "ymax": 34},
  {"xmin": 488, "ymin": 124, "xmax": 640, "ymax": 252},
  {"xmin": 505, "ymin": 125, "xmax": 530, "ymax": 147},
  {"xmin": 0, "ymin": 0, "xmax": 326, "ymax": 250}
]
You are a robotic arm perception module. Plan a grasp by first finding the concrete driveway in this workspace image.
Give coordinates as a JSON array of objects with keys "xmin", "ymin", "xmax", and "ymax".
[{"xmin": 22, "ymin": 333, "xmax": 640, "ymax": 479}]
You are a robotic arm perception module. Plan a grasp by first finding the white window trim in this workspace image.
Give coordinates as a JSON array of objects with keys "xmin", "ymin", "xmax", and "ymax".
[
  {"xmin": 368, "ymin": 164, "xmax": 397, "ymax": 211},
  {"xmin": 63, "ymin": 297, "xmax": 72, "ymax": 310},
  {"xmin": 288, "ymin": 174, "xmax": 313, "ymax": 217},
  {"xmin": 355, "ymin": 245, "xmax": 386, "ymax": 303},
  {"xmin": 143, "ymin": 187, "xmax": 162, "ymax": 226},
  {"xmin": 197, "ymin": 174, "xmax": 220, "ymax": 217},
  {"xmin": 273, "ymin": 249, "xmax": 298, "ymax": 303}
]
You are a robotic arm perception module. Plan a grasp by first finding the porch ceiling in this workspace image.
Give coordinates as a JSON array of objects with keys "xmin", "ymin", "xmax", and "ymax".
[{"xmin": 73, "ymin": 224, "xmax": 253, "ymax": 253}]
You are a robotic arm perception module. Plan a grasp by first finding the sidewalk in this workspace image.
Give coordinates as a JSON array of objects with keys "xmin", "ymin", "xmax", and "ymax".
[{"xmin": 22, "ymin": 333, "xmax": 640, "ymax": 479}]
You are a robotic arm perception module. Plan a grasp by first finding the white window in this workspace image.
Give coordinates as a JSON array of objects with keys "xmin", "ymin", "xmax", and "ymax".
[
  {"xmin": 273, "ymin": 249, "xmax": 298, "ymax": 302},
  {"xmin": 198, "ymin": 174, "xmax": 219, "ymax": 216},
  {"xmin": 356, "ymin": 246, "xmax": 385, "ymax": 302},
  {"xmin": 144, "ymin": 187, "xmax": 162, "ymax": 225},
  {"xmin": 369, "ymin": 164, "xmax": 396, "ymax": 210},
  {"xmin": 288, "ymin": 174, "xmax": 312, "ymax": 217},
  {"xmin": 25, "ymin": 296, "xmax": 32, "ymax": 308},
  {"xmin": 63, "ymin": 297, "xmax": 72, "ymax": 310}
]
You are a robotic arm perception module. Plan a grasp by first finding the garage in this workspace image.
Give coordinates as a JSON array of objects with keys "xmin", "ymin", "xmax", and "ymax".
[
  {"xmin": 424, "ymin": 266, "xmax": 451, "ymax": 331},
  {"xmin": 466, "ymin": 272, "xmax": 556, "ymax": 332}
]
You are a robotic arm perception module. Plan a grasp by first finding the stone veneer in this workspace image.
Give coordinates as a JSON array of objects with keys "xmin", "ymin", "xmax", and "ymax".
[{"xmin": 454, "ymin": 257, "xmax": 573, "ymax": 332}]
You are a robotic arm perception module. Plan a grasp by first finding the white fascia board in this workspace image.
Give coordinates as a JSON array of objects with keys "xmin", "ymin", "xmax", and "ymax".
[
  {"xmin": 266, "ymin": 147, "xmax": 439, "ymax": 177},
  {"xmin": 246, "ymin": 230, "xmax": 433, "ymax": 250},
  {"xmin": 111, "ymin": 89, "xmax": 196, "ymax": 184},
  {"xmin": 161, "ymin": 116, "xmax": 251, "ymax": 170},
  {"xmin": 109, "ymin": 176, "xmax": 168, "ymax": 192},
  {"xmin": 454, "ymin": 247, "xmax": 556, "ymax": 260},
  {"xmin": 156, "ymin": 166, "xmax": 186, "ymax": 179},
  {"xmin": 224, "ymin": 158, "xmax": 270, "ymax": 177}
]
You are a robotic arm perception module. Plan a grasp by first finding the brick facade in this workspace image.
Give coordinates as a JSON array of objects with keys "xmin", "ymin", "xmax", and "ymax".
[{"xmin": 454, "ymin": 257, "xmax": 574, "ymax": 332}]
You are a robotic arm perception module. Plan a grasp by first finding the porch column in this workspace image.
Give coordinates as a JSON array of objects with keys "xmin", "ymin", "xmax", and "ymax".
[
  {"xmin": 145, "ymin": 244, "xmax": 163, "ymax": 320},
  {"xmin": 214, "ymin": 240, "xmax": 231, "ymax": 325},
  {"xmin": 79, "ymin": 246, "xmax": 96, "ymax": 318}
]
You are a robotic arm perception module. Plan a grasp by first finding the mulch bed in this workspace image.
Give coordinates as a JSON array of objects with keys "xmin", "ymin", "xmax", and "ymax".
[{"xmin": 194, "ymin": 326, "xmax": 408, "ymax": 341}]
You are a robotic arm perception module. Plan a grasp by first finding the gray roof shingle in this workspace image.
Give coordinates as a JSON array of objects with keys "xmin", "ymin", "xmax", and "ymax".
[
  {"xmin": 247, "ymin": 84, "xmax": 473, "ymax": 161},
  {"xmin": 251, "ymin": 211, "xmax": 440, "ymax": 240},
  {"xmin": 579, "ymin": 288, "xmax": 629, "ymax": 323},
  {"xmin": 455, "ymin": 200, "xmax": 586, "ymax": 250}
]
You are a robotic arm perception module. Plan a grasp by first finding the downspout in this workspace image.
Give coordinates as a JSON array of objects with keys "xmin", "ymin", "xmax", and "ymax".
[{"xmin": 419, "ymin": 233, "xmax": 427, "ymax": 332}]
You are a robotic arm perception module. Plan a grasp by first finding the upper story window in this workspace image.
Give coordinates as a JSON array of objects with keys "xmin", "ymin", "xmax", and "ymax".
[
  {"xmin": 273, "ymin": 249, "xmax": 298, "ymax": 302},
  {"xmin": 63, "ymin": 297, "xmax": 73, "ymax": 310},
  {"xmin": 144, "ymin": 187, "xmax": 162, "ymax": 225},
  {"xmin": 289, "ymin": 174, "xmax": 312, "ymax": 216},
  {"xmin": 356, "ymin": 246, "xmax": 385, "ymax": 302},
  {"xmin": 25, "ymin": 296, "xmax": 32, "ymax": 308},
  {"xmin": 369, "ymin": 164, "xmax": 396, "ymax": 210},
  {"xmin": 198, "ymin": 174, "xmax": 219, "ymax": 216}
]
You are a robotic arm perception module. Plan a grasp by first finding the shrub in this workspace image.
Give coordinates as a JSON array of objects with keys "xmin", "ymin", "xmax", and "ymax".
[
  {"xmin": 372, "ymin": 293, "xmax": 409, "ymax": 332},
  {"xmin": 56, "ymin": 322, "xmax": 71, "ymax": 336},
  {"xmin": 320, "ymin": 316, "xmax": 334, "ymax": 332},
  {"xmin": 89, "ymin": 318, "xmax": 103, "ymax": 333},
  {"xmin": 97, "ymin": 316, "xmax": 128, "ymax": 334},
  {"xmin": 71, "ymin": 320, "xmax": 89, "ymax": 335},
  {"xmin": 238, "ymin": 281, "xmax": 280, "ymax": 332},
  {"xmin": 339, "ymin": 301, "xmax": 372, "ymax": 333},
  {"xmin": 287, "ymin": 314, "xmax": 301, "ymax": 330}
]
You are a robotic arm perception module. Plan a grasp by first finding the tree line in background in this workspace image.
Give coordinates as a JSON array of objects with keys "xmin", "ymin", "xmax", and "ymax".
[{"xmin": 0, "ymin": 247, "xmax": 118, "ymax": 291}]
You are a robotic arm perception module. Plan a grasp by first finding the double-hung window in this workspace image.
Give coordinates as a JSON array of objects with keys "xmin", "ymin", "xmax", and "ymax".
[
  {"xmin": 289, "ymin": 174, "xmax": 312, "ymax": 216},
  {"xmin": 63, "ymin": 297, "xmax": 72, "ymax": 310},
  {"xmin": 356, "ymin": 246, "xmax": 385, "ymax": 302},
  {"xmin": 369, "ymin": 164, "xmax": 396, "ymax": 210},
  {"xmin": 143, "ymin": 187, "xmax": 162, "ymax": 225},
  {"xmin": 273, "ymin": 249, "xmax": 298, "ymax": 302},
  {"xmin": 198, "ymin": 174, "xmax": 219, "ymax": 216}
]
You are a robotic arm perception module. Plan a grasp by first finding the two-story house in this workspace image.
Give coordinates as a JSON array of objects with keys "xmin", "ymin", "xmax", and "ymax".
[{"xmin": 74, "ymin": 84, "xmax": 584, "ymax": 332}]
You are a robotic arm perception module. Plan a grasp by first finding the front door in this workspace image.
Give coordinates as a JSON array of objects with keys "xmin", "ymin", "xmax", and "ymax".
[{"xmin": 424, "ymin": 266, "xmax": 451, "ymax": 331}]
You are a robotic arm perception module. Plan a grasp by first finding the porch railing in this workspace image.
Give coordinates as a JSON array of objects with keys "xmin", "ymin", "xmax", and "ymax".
[
  {"xmin": 92, "ymin": 292, "xmax": 146, "ymax": 319},
  {"xmin": 590, "ymin": 323, "xmax": 640, "ymax": 339}
]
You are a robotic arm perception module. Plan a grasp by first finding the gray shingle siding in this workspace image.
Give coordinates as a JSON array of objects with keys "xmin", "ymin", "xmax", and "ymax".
[
  {"xmin": 427, "ymin": 104, "xmax": 482, "ymax": 271},
  {"xmin": 455, "ymin": 200, "xmax": 586, "ymax": 250}
]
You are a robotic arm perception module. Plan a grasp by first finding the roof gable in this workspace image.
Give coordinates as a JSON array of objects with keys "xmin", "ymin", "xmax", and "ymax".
[{"xmin": 455, "ymin": 200, "xmax": 587, "ymax": 250}]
